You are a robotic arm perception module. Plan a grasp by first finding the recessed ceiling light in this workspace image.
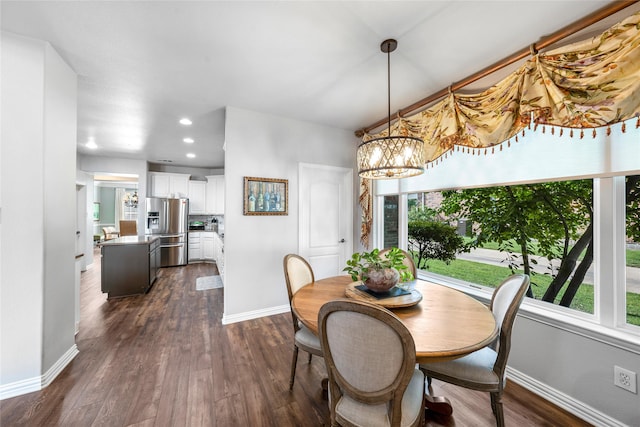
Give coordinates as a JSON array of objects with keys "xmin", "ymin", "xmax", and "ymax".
[
  {"xmin": 86, "ymin": 140, "xmax": 97, "ymax": 149},
  {"xmin": 179, "ymin": 118, "xmax": 192, "ymax": 125},
  {"xmin": 186, "ymin": 153, "xmax": 196, "ymax": 158},
  {"xmin": 183, "ymin": 137, "xmax": 194, "ymax": 143}
]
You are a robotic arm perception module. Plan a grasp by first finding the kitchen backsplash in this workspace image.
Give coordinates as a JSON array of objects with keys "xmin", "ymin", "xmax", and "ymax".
[{"xmin": 188, "ymin": 215, "xmax": 224, "ymax": 232}]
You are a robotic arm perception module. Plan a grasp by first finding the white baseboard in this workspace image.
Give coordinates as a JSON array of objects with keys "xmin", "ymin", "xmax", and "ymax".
[
  {"xmin": 0, "ymin": 344, "xmax": 79, "ymax": 400},
  {"xmin": 42, "ymin": 345, "xmax": 79, "ymax": 388},
  {"xmin": 0, "ymin": 375, "xmax": 41, "ymax": 400},
  {"xmin": 507, "ymin": 366, "xmax": 627, "ymax": 427},
  {"xmin": 222, "ymin": 304, "xmax": 290, "ymax": 325}
]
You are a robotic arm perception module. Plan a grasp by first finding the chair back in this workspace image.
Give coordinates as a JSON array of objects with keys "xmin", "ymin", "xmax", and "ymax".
[
  {"xmin": 489, "ymin": 274, "xmax": 530, "ymax": 379},
  {"xmin": 119, "ymin": 220, "xmax": 137, "ymax": 236},
  {"xmin": 379, "ymin": 248, "xmax": 417, "ymax": 279},
  {"xmin": 318, "ymin": 299, "xmax": 417, "ymax": 426},
  {"xmin": 283, "ymin": 254, "xmax": 315, "ymax": 328},
  {"xmin": 102, "ymin": 226, "xmax": 119, "ymax": 240}
]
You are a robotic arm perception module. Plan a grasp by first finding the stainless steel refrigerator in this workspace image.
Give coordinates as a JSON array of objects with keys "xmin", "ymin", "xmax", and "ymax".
[{"xmin": 146, "ymin": 197, "xmax": 189, "ymax": 267}]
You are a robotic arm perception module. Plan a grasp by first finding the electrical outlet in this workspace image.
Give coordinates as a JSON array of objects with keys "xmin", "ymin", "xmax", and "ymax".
[{"xmin": 614, "ymin": 365, "xmax": 637, "ymax": 393}]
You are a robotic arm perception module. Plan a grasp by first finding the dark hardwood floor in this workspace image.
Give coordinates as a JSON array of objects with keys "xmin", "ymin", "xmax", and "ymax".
[{"xmin": 1, "ymin": 248, "xmax": 592, "ymax": 426}]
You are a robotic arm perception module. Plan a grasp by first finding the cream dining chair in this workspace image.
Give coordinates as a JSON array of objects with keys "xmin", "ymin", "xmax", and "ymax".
[
  {"xmin": 102, "ymin": 226, "xmax": 119, "ymax": 241},
  {"xmin": 419, "ymin": 274, "xmax": 530, "ymax": 426},
  {"xmin": 283, "ymin": 254, "xmax": 324, "ymax": 390},
  {"xmin": 319, "ymin": 299, "xmax": 425, "ymax": 427}
]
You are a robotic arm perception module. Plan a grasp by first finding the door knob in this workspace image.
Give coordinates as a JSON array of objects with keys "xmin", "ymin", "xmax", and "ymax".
[{"xmin": 339, "ymin": 238, "xmax": 345, "ymax": 243}]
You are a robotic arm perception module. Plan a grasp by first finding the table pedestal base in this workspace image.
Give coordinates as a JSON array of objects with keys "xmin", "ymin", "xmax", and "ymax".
[{"xmin": 425, "ymin": 394, "xmax": 453, "ymax": 416}]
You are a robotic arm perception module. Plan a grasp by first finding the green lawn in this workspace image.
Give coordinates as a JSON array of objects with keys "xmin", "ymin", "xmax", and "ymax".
[
  {"xmin": 420, "ymin": 257, "xmax": 640, "ymax": 326},
  {"xmin": 627, "ymin": 249, "xmax": 640, "ymax": 268}
]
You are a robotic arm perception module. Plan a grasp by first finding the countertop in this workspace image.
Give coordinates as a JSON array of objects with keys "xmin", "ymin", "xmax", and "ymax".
[{"xmin": 101, "ymin": 235, "xmax": 160, "ymax": 246}]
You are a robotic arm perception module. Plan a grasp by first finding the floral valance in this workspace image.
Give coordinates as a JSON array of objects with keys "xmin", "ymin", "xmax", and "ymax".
[{"xmin": 362, "ymin": 11, "xmax": 640, "ymax": 164}]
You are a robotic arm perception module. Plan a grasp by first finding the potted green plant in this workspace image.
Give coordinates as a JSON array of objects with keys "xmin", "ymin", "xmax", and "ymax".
[{"xmin": 343, "ymin": 247, "xmax": 414, "ymax": 292}]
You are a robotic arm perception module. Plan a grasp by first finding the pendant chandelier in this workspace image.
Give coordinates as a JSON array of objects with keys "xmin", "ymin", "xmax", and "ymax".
[{"xmin": 357, "ymin": 39, "xmax": 425, "ymax": 179}]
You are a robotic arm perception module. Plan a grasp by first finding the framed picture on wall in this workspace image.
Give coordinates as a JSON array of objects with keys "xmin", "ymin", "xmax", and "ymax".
[
  {"xmin": 243, "ymin": 176, "xmax": 288, "ymax": 215},
  {"xmin": 93, "ymin": 202, "xmax": 100, "ymax": 221}
]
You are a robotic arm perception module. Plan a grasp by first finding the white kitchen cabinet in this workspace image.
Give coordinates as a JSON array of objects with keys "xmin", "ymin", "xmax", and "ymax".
[
  {"xmin": 188, "ymin": 180, "xmax": 206, "ymax": 214},
  {"xmin": 202, "ymin": 232, "xmax": 214, "ymax": 260},
  {"xmin": 150, "ymin": 173, "xmax": 170, "ymax": 197},
  {"xmin": 205, "ymin": 175, "xmax": 225, "ymax": 214},
  {"xmin": 189, "ymin": 232, "xmax": 215, "ymax": 263},
  {"xmin": 149, "ymin": 172, "xmax": 190, "ymax": 198},
  {"xmin": 188, "ymin": 231, "xmax": 201, "ymax": 262}
]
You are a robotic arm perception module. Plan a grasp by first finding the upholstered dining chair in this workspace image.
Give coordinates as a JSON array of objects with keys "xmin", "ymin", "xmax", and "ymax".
[
  {"xmin": 283, "ymin": 254, "xmax": 324, "ymax": 390},
  {"xmin": 102, "ymin": 226, "xmax": 119, "ymax": 241},
  {"xmin": 419, "ymin": 274, "xmax": 530, "ymax": 426},
  {"xmin": 379, "ymin": 248, "xmax": 418, "ymax": 279},
  {"xmin": 318, "ymin": 299, "xmax": 425, "ymax": 427}
]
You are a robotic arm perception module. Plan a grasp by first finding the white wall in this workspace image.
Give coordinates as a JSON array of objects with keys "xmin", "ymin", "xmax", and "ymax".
[
  {"xmin": 1, "ymin": 32, "xmax": 78, "ymax": 398},
  {"xmin": 510, "ymin": 315, "xmax": 640, "ymax": 426},
  {"xmin": 42, "ymin": 40, "xmax": 78, "ymax": 372},
  {"xmin": 1, "ymin": 31, "xmax": 45, "ymax": 392},
  {"xmin": 222, "ymin": 107, "xmax": 357, "ymax": 322}
]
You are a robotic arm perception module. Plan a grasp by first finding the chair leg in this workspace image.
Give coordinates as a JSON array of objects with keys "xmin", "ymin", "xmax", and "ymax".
[
  {"xmin": 289, "ymin": 346, "xmax": 299, "ymax": 390},
  {"xmin": 491, "ymin": 392, "xmax": 505, "ymax": 427}
]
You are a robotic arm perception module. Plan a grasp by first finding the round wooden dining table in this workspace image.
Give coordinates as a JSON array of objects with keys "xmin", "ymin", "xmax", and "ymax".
[{"xmin": 291, "ymin": 275, "xmax": 498, "ymax": 364}]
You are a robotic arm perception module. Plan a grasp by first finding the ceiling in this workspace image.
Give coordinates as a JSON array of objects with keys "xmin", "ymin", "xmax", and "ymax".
[{"xmin": 3, "ymin": 1, "xmax": 637, "ymax": 169}]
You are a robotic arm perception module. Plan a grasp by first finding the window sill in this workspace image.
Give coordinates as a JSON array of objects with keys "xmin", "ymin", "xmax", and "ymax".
[{"xmin": 418, "ymin": 271, "xmax": 640, "ymax": 355}]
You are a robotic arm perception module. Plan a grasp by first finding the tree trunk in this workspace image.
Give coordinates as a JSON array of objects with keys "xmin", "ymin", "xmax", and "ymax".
[
  {"xmin": 559, "ymin": 239, "xmax": 594, "ymax": 307},
  {"xmin": 519, "ymin": 242, "xmax": 534, "ymax": 298},
  {"xmin": 542, "ymin": 223, "xmax": 593, "ymax": 302}
]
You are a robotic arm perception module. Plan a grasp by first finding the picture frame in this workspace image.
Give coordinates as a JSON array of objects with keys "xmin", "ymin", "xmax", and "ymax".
[
  {"xmin": 243, "ymin": 176, "xmax": 288, "ymax": 215},
  {"xmin": 93, "ymin": 202, "xmax": 100, "ymax": 221}
]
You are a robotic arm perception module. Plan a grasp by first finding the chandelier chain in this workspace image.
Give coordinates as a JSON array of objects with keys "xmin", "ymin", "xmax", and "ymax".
[{"xmin": 387, "ymin": 40, "xmax": 391, "ymax": 134}]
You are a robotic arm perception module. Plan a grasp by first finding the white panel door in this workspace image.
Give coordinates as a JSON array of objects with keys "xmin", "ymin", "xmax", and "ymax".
[{"xmin": 299, "ymin": 163, "xmax": 353, "ymax": 280}]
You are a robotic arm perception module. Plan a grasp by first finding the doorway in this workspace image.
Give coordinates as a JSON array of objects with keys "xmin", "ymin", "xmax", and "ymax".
[{"xmin": 93, "ymin": 173, "xmax": 139, "ymax": 239}]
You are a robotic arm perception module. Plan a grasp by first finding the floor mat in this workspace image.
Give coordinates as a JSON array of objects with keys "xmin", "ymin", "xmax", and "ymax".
[{"xmin": 196, "ymin": 275, "xmax": 224, "ymax": 290}]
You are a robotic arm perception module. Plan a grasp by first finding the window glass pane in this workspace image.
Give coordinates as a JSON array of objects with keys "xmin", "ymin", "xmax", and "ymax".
[
  {"xmin": 626, "ymin": 174, "xmax": 640, "ymax": 327},
  {"xmin": 407, "ymin": 178, "xmax": 596, "ymax": 315},
  {"xmin": 383, "ymin": 195, "xmax": 399, "ymax": 248}
]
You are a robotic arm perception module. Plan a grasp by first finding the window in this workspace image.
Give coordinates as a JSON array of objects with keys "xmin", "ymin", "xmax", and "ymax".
[
  {"xmin": 372, "ymin": 117, "xmax": 640, "ymax": 337},
  {"xmin": 407, "ymin": 178, "xmax": 597, "ymax": 317},
  {"xmin": 625, "ymin": 175, "xmax": 640, "ymax": 327},
  {"xmin": 383, "ymin": 195, "xmax": 399, "ymax": 248}
]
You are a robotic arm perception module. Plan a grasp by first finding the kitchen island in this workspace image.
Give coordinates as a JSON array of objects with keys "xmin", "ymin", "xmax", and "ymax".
[{"xmin": 101, "ymin": 235, "xmax": 160, "ymax": 298}]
